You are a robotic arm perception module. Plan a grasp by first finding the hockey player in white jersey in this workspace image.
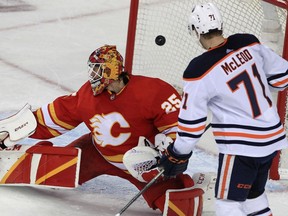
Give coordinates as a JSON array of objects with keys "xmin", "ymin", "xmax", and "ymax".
[{"xmin": 158, "ymin": 2, "xmax": 288, "ymax": 216}]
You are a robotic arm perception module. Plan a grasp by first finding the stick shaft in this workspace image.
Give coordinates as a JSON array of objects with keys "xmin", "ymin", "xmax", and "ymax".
[{"xmin": 116, "ymin": 169, "xmax": 164, "ymax": 215}]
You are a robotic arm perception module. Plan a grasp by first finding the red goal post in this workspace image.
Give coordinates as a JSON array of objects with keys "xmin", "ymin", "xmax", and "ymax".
[
  {"xmin": 265, "ymin": 0, "xmax": 288, "ymax": 180},
  {"xmin": 125, "ymin": 0, "xmax": 288, "ymax": 180}
]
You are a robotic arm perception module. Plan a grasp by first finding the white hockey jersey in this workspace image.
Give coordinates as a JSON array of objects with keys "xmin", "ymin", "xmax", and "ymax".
[{"xmin": 174, "ymin": 33, "xmax": 288, "ymax": 157}]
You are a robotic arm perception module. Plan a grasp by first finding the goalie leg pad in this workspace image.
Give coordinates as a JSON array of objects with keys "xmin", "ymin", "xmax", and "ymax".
[
  {"xmin": 163, "ymin": 186, "xmax": 204, "ymax": 216},
  {"xmin": 192, "ymin": 172, "xmax": 216, "ymax": 213},
  {"xmin": 0, "ymin": 142, "xmax": 81, "ymax": 188},
  {"xmin": 161, "ymin": 172, "xmax": 215, "ymax": 216}
]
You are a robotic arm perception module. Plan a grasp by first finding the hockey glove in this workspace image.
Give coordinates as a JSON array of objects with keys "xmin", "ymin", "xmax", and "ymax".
[
  {"xmin": 123, "ymin": 146, "xmax": 163, "ymax": 183},
  {"xmin": 154, "ymin": 133, "xmax": 173, "ymax": 154},
  {"xmin": 158, "ymin": 143, "xmax": 192, "ymax": 177}
]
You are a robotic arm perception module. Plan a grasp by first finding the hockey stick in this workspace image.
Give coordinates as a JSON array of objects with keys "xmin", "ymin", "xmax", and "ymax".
[{"xmin": 115, "ymin": 169, "xmax": 165, "ymax": 216}]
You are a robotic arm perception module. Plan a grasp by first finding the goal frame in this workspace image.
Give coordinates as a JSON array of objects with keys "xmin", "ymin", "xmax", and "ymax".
[
  {"xmin": 125, "ymin": 0, "xmax": 288, "ymax": 180},
  {"xmin": 260, "ymin": 0, "xmax": 288, "ymax": 180}
]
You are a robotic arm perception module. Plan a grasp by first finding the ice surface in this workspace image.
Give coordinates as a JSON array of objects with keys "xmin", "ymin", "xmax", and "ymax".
[{"xmin": 0, "ymin": 1, "xmax": 287, "ymax": 215}]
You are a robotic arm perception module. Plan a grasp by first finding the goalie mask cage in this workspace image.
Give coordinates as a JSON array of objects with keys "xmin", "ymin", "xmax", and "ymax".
[{"xmin": 125, "ymin": 0, "xmax": 288, "ymax": 180}]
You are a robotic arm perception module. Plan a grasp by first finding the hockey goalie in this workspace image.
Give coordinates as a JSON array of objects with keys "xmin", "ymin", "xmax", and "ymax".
[{"xmin": 0, "ymin": 45, "xmax": 214, "ymax": 215}]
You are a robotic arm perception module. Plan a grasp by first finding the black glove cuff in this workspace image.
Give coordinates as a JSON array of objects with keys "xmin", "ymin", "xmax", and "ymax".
[{"xmin": 165, "ymin": 143, "xmax": 192, "ymax": 164}]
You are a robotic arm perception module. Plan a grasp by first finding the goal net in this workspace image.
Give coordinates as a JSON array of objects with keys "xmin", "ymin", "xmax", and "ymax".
[{"xmin": 125, "ymin": 0, "xmax": 288, "ymax": 180}]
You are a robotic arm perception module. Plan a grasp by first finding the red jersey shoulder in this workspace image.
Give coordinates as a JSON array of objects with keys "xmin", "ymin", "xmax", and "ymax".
[
  {"xmin": 129, "ymin": 75, "xmax": 179, "ymax": 95},
  {"xmin": 76, "ymin": 81, "xmax": 93, "ymax": 96},
  {"xmin": 128, "ymin": 75, "xmax": 181, "ymax": 114}
]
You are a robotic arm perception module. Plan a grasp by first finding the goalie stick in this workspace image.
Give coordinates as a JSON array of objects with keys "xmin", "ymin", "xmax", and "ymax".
[{"xmin": 115, "ymin": 169, "xmax": 165, "ymax": 216}]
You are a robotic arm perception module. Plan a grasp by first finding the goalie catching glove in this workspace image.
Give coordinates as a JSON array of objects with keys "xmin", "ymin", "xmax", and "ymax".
[
  {"xmin": 123, "ymin": 134, "xmax": 173, "ymax": 183},
  {"xmin": 158, "ymin": 143, "xmax": 192, "ymax": 177}
]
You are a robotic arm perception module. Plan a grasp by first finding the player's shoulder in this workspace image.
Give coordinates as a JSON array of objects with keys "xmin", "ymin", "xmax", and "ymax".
[
  {"xmin": 129, "ymin": 75, "xmax": 179, "ymax": 97},
  {"xmin": 130, "ymin": 74, "xmax": 172, "ymax": 87},
  {"xmin": 228, "ymin": 33, "xmax": 260, "ymax": 47},
  {"xmin": 130, "ymin": 74, "xmax": 163, "ymax": 81},
  {"xmin": 183, "ymin": 50, "xmax": 222, "ymax": 79},
  {"xmin": 78, "ymin": 81, "xmax": 93, "ymax": 92},
  {"xmin": 183, "ymin": 33, "xmax": 260, "ymax": 80},
  {"xmin": 70, "ymin": 81, "xmax": 94, "ymax": 98}
]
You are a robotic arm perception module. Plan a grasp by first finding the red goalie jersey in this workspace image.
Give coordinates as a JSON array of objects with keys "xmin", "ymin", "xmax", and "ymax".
[{"xmin": 30, "ymin": 75, "xmax": 181, "ymax": 171}]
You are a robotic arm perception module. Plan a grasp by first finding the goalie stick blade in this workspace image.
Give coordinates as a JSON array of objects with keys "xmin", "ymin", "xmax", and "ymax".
[{"xmin": 0, "ymin": 144, "xmax": 81, "ymax": 189}]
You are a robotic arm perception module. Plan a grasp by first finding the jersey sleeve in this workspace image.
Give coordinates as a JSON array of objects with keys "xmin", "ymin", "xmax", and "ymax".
[
  {"xmin": 173, "ymin": 72, "xmax": 212, "ymax": 155},
  {"xmin": 30, "ymin": 91, "xmax": 83, "ymax": 139},
  {"xmin": 148, "ymin": 79, "xmax": 181, "ymax": 140},
  {"xmin": 260, "ymin": 44, "xmax": 288, "ymax": 90}
]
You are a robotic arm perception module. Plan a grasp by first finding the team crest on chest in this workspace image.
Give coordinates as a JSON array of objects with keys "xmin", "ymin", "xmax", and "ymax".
[{"xmin": 89, "ymin": 112, "xmax": 131, "ymax": 147}]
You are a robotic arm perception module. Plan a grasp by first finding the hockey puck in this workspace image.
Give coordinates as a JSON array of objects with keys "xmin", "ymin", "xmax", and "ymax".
[{"xmin": 155, "ymin": 35, "xmax": 166, "ymax": 46}]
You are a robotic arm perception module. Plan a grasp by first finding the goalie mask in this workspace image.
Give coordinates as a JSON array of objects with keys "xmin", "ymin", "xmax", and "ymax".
[
  {"xmin": 188, "ymin": 2, "xmax": 223, "ymax": 38},
  {"xmin": 88, "ymin": 45, "xmax": 124, "ymax": 96}
]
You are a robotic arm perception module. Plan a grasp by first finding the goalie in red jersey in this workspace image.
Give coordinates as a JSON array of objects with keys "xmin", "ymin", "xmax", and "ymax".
[{"xmin": 0, "ymin": 45, "xmax": 211, "ymax": 215}]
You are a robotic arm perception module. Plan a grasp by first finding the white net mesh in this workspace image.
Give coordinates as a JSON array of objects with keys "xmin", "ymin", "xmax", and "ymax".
[
  {"xmin": 132, "ymin": 0, "xmax": 286, "ymax": 89},
  {"xmin": 130, "ymin": 0, "xmax": 288, "ymax": 178}
]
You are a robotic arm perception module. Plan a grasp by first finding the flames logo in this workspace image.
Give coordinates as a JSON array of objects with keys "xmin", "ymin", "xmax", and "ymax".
[{"xmin": 90, "ymin": 112, "xmax": 131, "ymax": 147}]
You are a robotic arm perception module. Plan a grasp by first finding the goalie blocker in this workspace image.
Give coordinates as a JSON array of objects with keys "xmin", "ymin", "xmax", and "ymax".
[{"xmin": 0, "ymin": 104, "xmax": 37, "ymax": 148}]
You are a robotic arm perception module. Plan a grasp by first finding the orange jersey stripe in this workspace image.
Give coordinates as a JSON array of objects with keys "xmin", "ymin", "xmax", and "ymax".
[
  {"xmin": 102, "ymin": 154, "xmax": 124, "ymax": 163},
  {"xmin": 178, "ymin": 124, "xmax": 206, "ymax": 133},
  {"xmin": 48, "ymin": 103, "xmax": 75, "ymax": 130},
  {"xmin": 273, "ymin": 78, "xmax": 288, "ymax": 87},
  {"xmin": 213, "ymin": 128, "xmax": 284, "ymax": 139},
  {"xmin": 157, "ymin": 122, "xmax": 178, "ymax": 132},
  {"xmin": 36, "ymin": 108, "xmax": 61, "ymax": 137}
]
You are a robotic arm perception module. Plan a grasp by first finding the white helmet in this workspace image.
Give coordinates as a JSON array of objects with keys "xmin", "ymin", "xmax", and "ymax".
[{"xmin": 188, "ymin": 2, "xmax": 223, "ymax": 36}]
